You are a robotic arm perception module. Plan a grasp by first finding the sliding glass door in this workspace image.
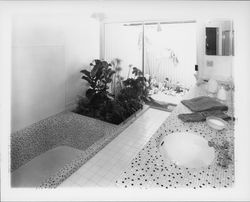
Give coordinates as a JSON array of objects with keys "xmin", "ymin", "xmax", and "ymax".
[
  {"xmin": 144, "ymin": 22, "xmax": 197, "ymax": 88},
  {"xmin": 104, "ymin": 21, "xmax": 197, "ymax": 91},
  {"xmin": 104, "ymin": 23, "xmax": 143, "ymax": 80}
]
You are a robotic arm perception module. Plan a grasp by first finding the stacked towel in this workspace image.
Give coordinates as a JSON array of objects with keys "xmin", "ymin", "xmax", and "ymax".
[
  {"xmin": 200, "ymin": 110, "xmax": 232, "ymax": 121},
  {"xmin": 181, "ymin": 96, "xmax": 228, "ymax": 112},
  {"xmin": 178, "ymin": 110, "xmax": 232, "ymax": 123},
  {"xmin": 178, "ymin": 113, "xmax": 204, "ymax": 122},
  {"xmin": 178, "ymin": 96, "xmax": 231, "ymax": 122}
]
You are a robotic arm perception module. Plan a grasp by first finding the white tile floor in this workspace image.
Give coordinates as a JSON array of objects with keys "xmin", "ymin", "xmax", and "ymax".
[{"xmin": 58, "ymin": 108, "xmax": 170, "ymax": 188}]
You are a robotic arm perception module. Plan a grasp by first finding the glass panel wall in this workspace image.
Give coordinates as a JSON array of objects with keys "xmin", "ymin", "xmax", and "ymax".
[{"xmin": 104, "ymin": 21, "xmax": 197, "ymax": 101}]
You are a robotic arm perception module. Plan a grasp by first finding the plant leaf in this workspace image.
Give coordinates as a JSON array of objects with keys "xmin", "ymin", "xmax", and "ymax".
[
  {"xmin": 86, "ymin": 89, "xmax": 95, "ymax": 99},
  {"xmin": 81, "ymin": 75, "xmax": 92, "ymax": 84},
  {"xmin": 91, "ymin": 64, "xmax": 100, "ymax": 77},
  {"xmin": 80, "ymin": 69, "xmax": 91, "ymax": 78}
]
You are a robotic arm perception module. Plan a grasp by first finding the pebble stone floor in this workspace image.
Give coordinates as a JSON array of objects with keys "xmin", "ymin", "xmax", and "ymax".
[
  {"xmin": 116, "ymin": 85, "xmax": 235, "ymax": 189},
  {"xmin": 58, "ymin": 108, "xmax": 171, "ymax": 188}
]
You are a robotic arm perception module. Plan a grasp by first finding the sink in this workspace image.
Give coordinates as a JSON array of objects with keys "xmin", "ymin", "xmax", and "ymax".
[{"xmin": 159, "ymin": 132, "xmax": 215, "ymax": 169}]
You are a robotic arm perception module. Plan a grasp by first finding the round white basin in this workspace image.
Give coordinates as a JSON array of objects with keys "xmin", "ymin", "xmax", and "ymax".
[{"xmin": 159, "ymin": 132, "xmax": 215, "ymax": 169}]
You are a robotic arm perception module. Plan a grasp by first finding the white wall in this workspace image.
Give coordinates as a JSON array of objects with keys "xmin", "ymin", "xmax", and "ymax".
[
  {"xmin": 203, "ymin": 55, "xmax": 233, "ymax": 81},
  {"xmin": 11, "ymin": 11, "xmax": 100, "ymax": 132}
]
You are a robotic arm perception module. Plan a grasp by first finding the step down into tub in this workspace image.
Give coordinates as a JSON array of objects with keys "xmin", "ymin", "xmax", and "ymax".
[{"xmin": 11, "ymin": 146, "xmax": 83, "ymax": 187}]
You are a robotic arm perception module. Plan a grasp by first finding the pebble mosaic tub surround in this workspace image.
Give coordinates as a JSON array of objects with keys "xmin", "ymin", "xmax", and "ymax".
[
  {"xmin": 116, "ymin": 85, "xmax": 235, "ymax": 189},
  {"xmin": 11, "ymin": 112, "xmax": 122, "ymax": 187},
  {"xmin": 11, "ymin": 113, "xmax": 72, "ymax": 172},
  {"xmin": 39, "ymin": 121, "xmax": 134, "ymax": 188},
  {"xmin": 11, "ymin": 106, "xmax": 148, "ymax": 188},
  {"xmin": 11, "ymin": 112, "xmax": 119, "ymax": 172}
]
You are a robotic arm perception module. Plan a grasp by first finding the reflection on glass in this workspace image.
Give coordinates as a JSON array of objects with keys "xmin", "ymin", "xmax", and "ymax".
[{"xmin": 206, "ymin": 20, "xmax": 234, "ymax": 56}]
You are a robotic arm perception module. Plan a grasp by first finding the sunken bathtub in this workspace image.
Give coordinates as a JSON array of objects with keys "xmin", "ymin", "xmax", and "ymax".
[
  {"xmin": 11, "ymin": 112, "xmax": 119, "ymax": 188},
  {"xmin": 11, "ymin": 105, "xmax": 148, "ymax": 188}
]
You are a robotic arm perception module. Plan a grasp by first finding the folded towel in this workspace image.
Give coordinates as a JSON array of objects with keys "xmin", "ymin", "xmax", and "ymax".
[
  {"xmin": 178, "ymin": 110, "xmax": 232, "ymax": 122},
  {"xmin": 200, "ymin": 110, "xmax": 232, "ymax": 121},
  {"xmin": 178, "ymin": 113, "xmax": 205, "ymax": 122},
  {"xmin": 181, "ymin": 96, "xmax": 228, "ymax": 112}
]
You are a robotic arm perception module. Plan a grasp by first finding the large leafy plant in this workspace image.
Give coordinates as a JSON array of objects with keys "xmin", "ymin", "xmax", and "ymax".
[
  {"xmin": 81, "ymin": 59, "xmax": 115, "ymax": 101},
  {"xmin": 76, "ymin": 59, "xmax": 115, "ymax": 118},
  {"xmin": 116, "ymin": 67, "xmax": 149, "ymax": 117},
  {"xmin": 118, "ymin": 67, "xmax": 149, "ymax": 103},
  {"xmin": 75, "ymin": 61, "xmax": 149, "ymax": 124}
]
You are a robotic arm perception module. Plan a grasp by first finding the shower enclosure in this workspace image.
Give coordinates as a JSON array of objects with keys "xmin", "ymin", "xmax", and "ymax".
[{"xmin": 104, "ymin": 20, "xmax": 197, "ymax": 104}]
